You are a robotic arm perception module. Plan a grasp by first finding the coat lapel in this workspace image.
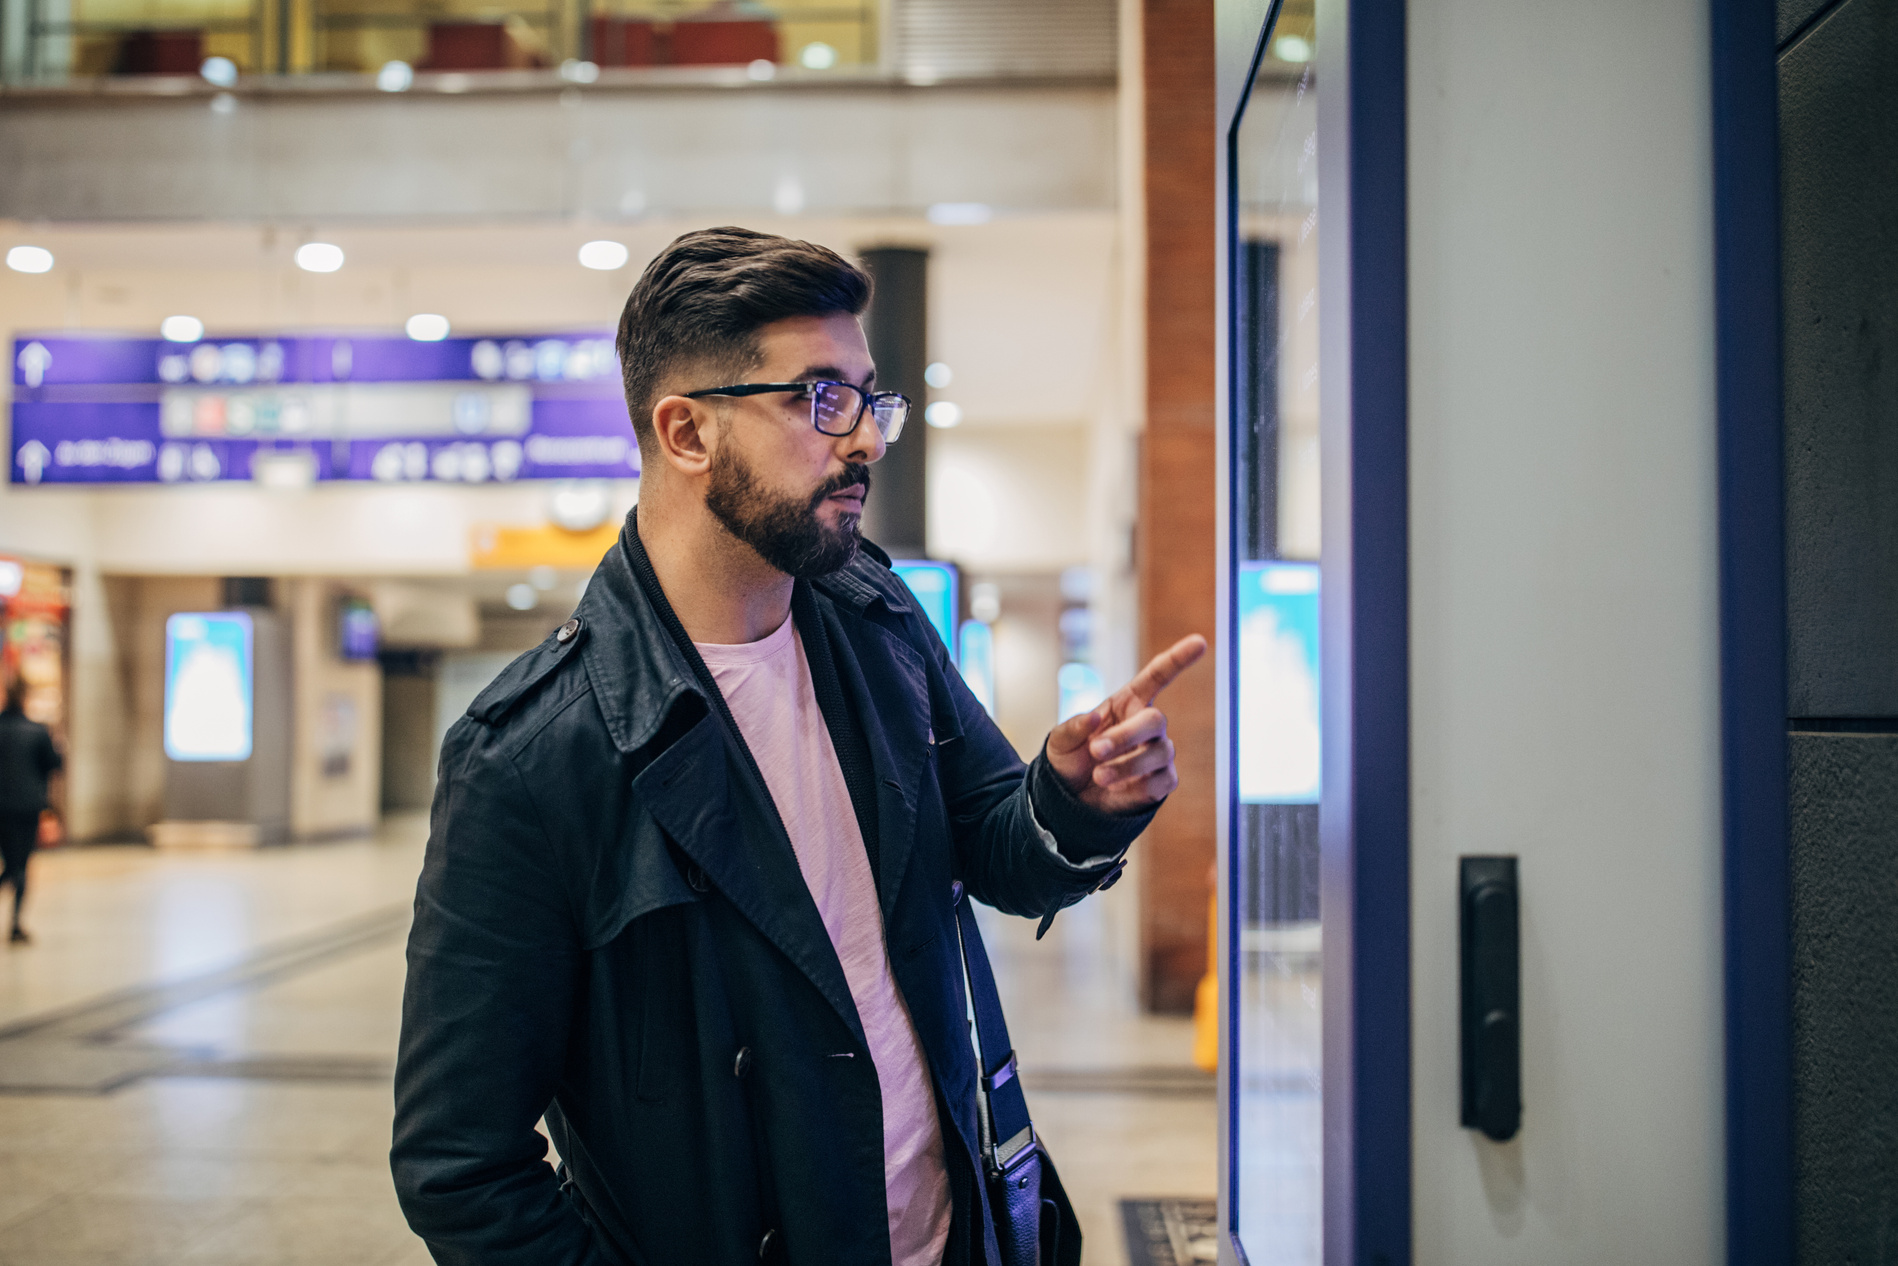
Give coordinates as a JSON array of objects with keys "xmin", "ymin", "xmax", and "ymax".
[{"xmin": 632, "ymin": 711, "xmax": 868, "ymax": 1050}]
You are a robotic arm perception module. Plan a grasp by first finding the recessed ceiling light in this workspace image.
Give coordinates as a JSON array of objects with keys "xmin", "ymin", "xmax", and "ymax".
[
  {"xmin": 924, "ymin": 361, "xmax": 953, "ymax": 389},
  {"xmin": 295, "ymin": 242, "xmax": 344, "ymax": 273},
  {"xmin": 925, "ymin": 401, "xmax": 962, "ymax": 429},
  {"xmin": 5, "ymin": 246, "xmax": 53, "ymax": 274},
  {"xmin": 1274, "ymin": 35, "xmax": 1313, "ymax": 63},
  {"xmin": 405, "ymin": 313, "xmax": 450, "ymax": 341},
  {"xmin": 578, "ymin": 240, "xmax": 629, "ymax": 271},
  {"xmin": 505, "ymin": 583, "xmax": 539, "ymax": 611},
  {"xmin": 160, "ymin": 315, "xmax": 205, "ymax": 343}
]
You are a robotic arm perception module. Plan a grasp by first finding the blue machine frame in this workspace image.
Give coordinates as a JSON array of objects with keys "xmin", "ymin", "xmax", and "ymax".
[{"xmin": 1710, "ymin": 0, "xmax": 1792, "ymax": 1259}]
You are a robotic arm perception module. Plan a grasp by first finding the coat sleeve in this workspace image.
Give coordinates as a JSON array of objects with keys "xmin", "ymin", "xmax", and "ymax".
[
  {"xmin": 392, "ymin": 720, "xmax": 612, "ymax": 1266},
  {"xmin": 920, "ymin": 618, "xmax": 1157, "ymax": 922}
]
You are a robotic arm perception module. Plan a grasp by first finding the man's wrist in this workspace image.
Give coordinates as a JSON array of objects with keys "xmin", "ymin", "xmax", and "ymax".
[{"xmin": 1028, "ymin": 747, "xmax": 1160, "ymax": 866}]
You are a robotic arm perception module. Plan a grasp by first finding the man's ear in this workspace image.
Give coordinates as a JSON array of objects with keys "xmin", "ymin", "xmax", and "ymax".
[{"xmin": 650, "ymin": 395, "xmax": 716, "ymax": 479}]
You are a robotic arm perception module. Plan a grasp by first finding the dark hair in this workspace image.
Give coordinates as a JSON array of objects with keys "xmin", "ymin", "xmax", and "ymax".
[
  {"xmin": 3, "ymin": 678, "xmax": 24, "ymax": 714},
  {"xmin": 614, "ymin": 227, "xmax": 872, "ymax": 457}
]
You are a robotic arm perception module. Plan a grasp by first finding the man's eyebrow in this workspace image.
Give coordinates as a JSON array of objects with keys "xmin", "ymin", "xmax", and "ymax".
[{"xmin": 794, "ymin": 365, "xmax": 877, "ymax": 389}]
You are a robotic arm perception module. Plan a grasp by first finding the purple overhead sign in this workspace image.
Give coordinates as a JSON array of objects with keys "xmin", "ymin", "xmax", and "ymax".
[{"xmin": 9, "ymin": 332, "xmax": 641, "ymax": 487}]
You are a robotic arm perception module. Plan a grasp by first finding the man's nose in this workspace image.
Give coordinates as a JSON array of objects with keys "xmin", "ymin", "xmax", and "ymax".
[{"xmin": 839, "ymin": 403, "xmax": 887, "ymax": 464}]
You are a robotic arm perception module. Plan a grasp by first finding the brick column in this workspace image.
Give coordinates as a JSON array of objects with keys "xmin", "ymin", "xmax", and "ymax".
[{"xmin": 1138, "ymin": 0, "xmax": 1217, "ymax": 1014}]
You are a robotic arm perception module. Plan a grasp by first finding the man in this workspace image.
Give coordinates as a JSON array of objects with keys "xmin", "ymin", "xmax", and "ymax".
[
  {"xmin": 0, "ymin": 677, "xmax": 60, "ymax": 945},
  {"xmin": 392, "ymin": 227, "xmax": 1204, "ymax": 1266}
]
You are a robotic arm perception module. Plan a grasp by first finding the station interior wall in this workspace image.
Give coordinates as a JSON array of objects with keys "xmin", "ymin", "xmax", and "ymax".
[{"xmin": 1404, "ymin": 0, "xmax": 1723, "ymax": 1257}]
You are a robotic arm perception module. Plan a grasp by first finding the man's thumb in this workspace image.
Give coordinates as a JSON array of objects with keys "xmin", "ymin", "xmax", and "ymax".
[{"xmin": 1047, "ymin": 707, "xmax": 1104, "ymax": 756}]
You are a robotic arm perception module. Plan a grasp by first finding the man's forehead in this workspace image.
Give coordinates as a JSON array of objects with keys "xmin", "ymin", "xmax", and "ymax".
[{"xmin": 756, "ymin": 314, "xmax": 873, "ymax": 373}]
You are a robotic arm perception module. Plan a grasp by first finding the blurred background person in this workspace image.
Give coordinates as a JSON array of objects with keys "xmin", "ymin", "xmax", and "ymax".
[{"xmin": 0, "ymin": 676, "xmax": 61, "ymax": 944}]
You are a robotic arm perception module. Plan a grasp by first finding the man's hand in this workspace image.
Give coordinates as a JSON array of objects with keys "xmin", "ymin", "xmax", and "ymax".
[{"xmin": 1045, "ymin": 634, "xmax": 1208, "ymax": 815}]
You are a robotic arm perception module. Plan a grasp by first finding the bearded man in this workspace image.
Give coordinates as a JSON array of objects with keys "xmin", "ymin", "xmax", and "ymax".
[{"xmin": 391, "ymin": 227, "xmax": 1204, "ymax": 1266}]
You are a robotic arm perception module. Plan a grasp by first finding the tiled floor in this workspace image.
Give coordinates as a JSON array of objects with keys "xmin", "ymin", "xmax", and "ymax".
[{"xmin": 0, "ymin": 817, "xmax": 1214, "ymax": 1265}]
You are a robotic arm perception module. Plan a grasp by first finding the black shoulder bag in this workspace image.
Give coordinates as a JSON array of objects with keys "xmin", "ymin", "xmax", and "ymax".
[{"xmin": 951, "ymin": 881, "xmax": 1082, "ymax": 1266}]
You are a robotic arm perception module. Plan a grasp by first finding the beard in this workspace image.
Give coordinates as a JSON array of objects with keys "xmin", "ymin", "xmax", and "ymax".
[{"xmin": 704, "ymin": 443, "xmax": 871, "ymax": 578}]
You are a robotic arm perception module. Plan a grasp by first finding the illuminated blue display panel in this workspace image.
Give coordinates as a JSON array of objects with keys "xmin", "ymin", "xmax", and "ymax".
[
  {"xmin": 890, "ymin": 560, "xmax": 958, "ymax": 652},
  {"xmin": 1237, "ymin": 561, "xmax": 1321, "ymax": 804},
  {"xmin": 164, "ymin": 613, "xmax": 254, "ymax": 762}
]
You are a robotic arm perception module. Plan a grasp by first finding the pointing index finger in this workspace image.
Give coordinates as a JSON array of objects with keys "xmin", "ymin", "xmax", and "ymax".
[{"xmin": 1125, "ymin": 634, "xmax": 1208, "ymax": 705}]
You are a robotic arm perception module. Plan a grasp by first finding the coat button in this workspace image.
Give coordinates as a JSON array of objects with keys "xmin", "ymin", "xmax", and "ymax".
[
  {"xmin": 555, "ymin": 618, "xmax": 580, "ymax": 643},
  {"xmin": 733, "ymin": 1046, "xmax": 752, "ymax": 1078},
  {"xmin": 756, "ymin": 1228, "xmax": 779, "ymax": 1258}
]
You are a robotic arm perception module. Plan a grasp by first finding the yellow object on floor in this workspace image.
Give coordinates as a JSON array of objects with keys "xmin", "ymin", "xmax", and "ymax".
[{"xmin": 1192, "ymin": 889, "xmax": 1219, "ymax": 1072}]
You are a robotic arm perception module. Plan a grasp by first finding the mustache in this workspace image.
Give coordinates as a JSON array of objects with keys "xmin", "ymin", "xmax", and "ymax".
[{"xmin": 809, "ymin": 464, "xmax": 871, "ymax": 509}]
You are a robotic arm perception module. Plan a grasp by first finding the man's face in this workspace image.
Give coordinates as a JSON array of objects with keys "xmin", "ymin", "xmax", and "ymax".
[{"xmin": 700, "ymin": 313, "xmax": 885, "ymax": 578}]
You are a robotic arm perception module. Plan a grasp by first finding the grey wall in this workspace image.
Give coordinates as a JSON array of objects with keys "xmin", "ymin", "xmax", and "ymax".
[
  {"xmin": 1781, "ymin": 0, "xmax": 1898, "ymax": 720},
  {"xmin": 1779, "ymin": 0, "xmax": 1898, "ymax": 1256},
  {"xmin": 1788, "ymin": 733, "xmax": 1898, "ymax": 1264}
]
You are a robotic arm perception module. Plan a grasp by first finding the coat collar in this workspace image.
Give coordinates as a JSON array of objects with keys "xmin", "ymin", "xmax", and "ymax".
[{"xmin": 574, "ymin": 512, "xmax": 915, "ymax": 759}]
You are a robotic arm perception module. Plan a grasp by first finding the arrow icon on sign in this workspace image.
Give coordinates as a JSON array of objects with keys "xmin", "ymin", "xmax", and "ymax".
[
  {"xmin": 15, "ymin": 342, "xmax": 50, "ymax": 389},
  {"xmin": 16, "ymin": 440, "xmax": 49, "ymax": 485}
]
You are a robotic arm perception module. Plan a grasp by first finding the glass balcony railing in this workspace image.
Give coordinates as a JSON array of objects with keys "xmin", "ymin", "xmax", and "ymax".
[{"xmin": 0, "ymin": 0, "xmax": 882, "ymax": 85}]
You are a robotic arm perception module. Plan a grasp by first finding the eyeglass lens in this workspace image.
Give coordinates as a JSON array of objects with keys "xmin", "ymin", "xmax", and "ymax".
[{"xmin": 811, "ymin": 382, "xmax": 907, "ymax": 442}]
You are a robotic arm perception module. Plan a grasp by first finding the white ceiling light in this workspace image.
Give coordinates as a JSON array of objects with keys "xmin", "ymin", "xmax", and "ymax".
[
  {"xmin": 578, "ymin": 240, "xmax": 629, "ymax": 271},
  {"xmin": 376, "ymin": 60, "xmax": 414, "ymax": 92},
  {"xmin": 927, "ymin": 203, "xmax": 992, "ymax": 226},
  {"xmin": 161, "ymin": 315, "xmax": 205, "ymax": 343},
  {"xmin": 504, "ymin": 583, "xmax": 539, "ymax": 612},
  {"xmin": 1274, "ymin": 35, "xmax": 1313, "ymax": 63},
  {"xmin": 924, "ymin": 401, "xmax": 962, "ymax": 429},
  {"xmin": 799, "ymin": 41, "xmax": 837, "ymax": 70},
  {"xmin": 200, "ymin": 56, "xmax": 237, "ymax": 87},
  {"xmin": 558, "ymin": 58, "xmax": 599, "ymax": 83},
  {"xmin": 746, "ymin": 58, "xmax": 775, "ymax": 81},
  {"xmin": 547, "ymin": 479, "xmax": 613, "ymax": 531},
  {"xmin": 924, "ymin": 361, "xmax": 953, "ymax": 389},
  {"xmin": 5, "ymin": 246, "xmax": 53, "ymax": 274},
  {"xmin": 294, "ymin": 242, "xmax": 345, "ymax": 273},
  {"xmin": 405, "ymin": 313, "xmax": 451, "ymax": 341}
]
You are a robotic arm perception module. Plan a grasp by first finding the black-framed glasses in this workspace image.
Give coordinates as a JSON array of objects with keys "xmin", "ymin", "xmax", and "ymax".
[{"xmin": 684, "ymin": 380, "xmax": 910, "ymax": 444}]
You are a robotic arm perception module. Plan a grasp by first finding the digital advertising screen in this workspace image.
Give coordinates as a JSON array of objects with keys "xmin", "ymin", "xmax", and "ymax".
[
  {"xmin": 1236, "ymin": 561, "xmax": 1320, "ymax": 804},
  {"xmin": 164, "ymin": 612, "xmax": 255, "ymax": 762},
  {"xmin": 958, "ymin": 619, "xmax": 996, "ymax": 716},
  {"xmin": 890, "ymin": 559, "xmax": 958, "ymax": 652},
  {"xmin": 338, "ymin": 600, "xmax": 379, "ymax": 661}
]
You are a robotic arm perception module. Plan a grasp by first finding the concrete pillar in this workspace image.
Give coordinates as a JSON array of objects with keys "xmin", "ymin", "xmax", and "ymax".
[
  {"xmin": 860, "ymin": 246, "xmax": 929, "ymax": 559},
  {"xmin": 1137, "ymin": 0, "xmax": 1218, "ymax": 1013}
]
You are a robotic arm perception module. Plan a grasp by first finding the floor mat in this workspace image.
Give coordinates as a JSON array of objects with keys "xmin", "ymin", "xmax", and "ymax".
[{"xmin": 1119, "ymin": 1198, "xmax": 1218, "ymax": 1266}]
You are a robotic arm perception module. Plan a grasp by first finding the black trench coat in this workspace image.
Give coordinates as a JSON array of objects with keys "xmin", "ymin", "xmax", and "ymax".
[{"xmin": 392, "ymin": 522, "xmax": 1152, "ymax": 1266}]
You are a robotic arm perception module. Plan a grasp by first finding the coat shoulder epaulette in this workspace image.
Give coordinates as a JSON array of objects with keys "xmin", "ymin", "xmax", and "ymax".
[{"xmin": 467, "ymin": 617, "xmax": 590, "ymax": 728}]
